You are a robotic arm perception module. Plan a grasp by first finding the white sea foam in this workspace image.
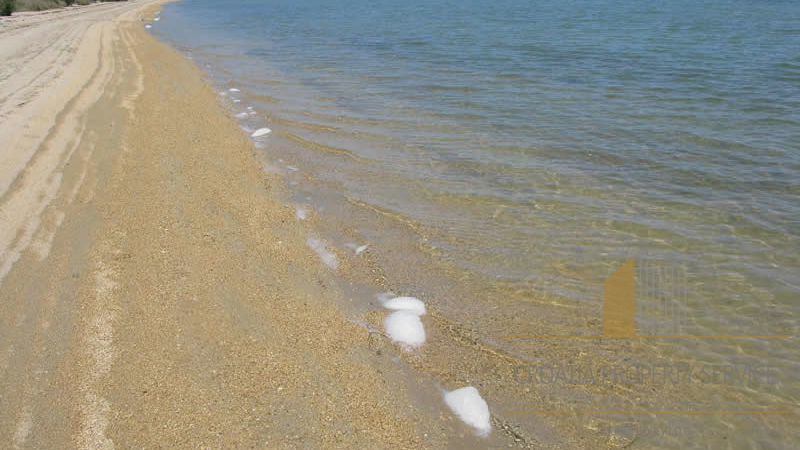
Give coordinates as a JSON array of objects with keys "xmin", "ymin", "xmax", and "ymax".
[
  {"xmin": 145, "ymin": 25, "xmax": 152, "ymax": 29},
  {"xmin": 286, "ymin": 165, "xmax": 299, "ymax": 172},
  {"xmin": 443, "ymin": 387, "xmax": 491, "ymax": 437},
  {"xmin": 234, "ymin": 112, "xmax": 248, "ymax": 119},
  {"xmin": 251, "ymin": 128, "xmax": 272, "ymax": 137},
  {"xmin": 229, "ymin": 88, "xmax": 240, "ymax": 92},
  {"xmin": 249, "ymin": 111, "xmax": 257, "ymax": 115},
  {"xmin": 381, "ymin": 295, "xmax": 426, "ymax": 349},
  {"xmin": 233, "ymin": 99, "xmax": 241, "ymax": 103},
  {"xmin": 306, "ymin": 237, "xmax": 338, "ymax": 269},
  {"xmin": 154, "ymin": 17, "xmax": 160, "ymax": 21},
  {"xmin": 247, "ymin": 106, "xmax": 254, "ymax": 110},
  {"xmin": 296, "ymin": 206, "xmax": 307, "ymax": 220},
  {"xmin": 383, "ymin": 311, "xmax": 426, "ymax": 349},
  {"xmin": 345, "ymin": 243, "xmax": 370, "ymax": 255},
  {"xmin": 382, "ymin": 296, "xmax": 426, "ymax": 316}
]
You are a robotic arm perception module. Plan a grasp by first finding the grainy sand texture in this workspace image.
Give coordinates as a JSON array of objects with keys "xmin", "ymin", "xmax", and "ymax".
[
  {"xmin": 0, "ymin": 2, "xmax": 444, "ymax": 448},
  {"xmin": 0, "ymin": 2, "xmax": 626, "ymax": 449}
]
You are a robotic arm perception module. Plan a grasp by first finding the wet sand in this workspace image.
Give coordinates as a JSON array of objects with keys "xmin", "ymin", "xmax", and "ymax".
[{"xmin": 0, "ymin": 1, "xmax": 691, "ymax": 449}]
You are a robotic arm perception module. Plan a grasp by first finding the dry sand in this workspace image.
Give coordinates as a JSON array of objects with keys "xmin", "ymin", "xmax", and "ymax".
[{"xmin": 0, "ymin": 2, "xmax": 625, "ymax": 449}]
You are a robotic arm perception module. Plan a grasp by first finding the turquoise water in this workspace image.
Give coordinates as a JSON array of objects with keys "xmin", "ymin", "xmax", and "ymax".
[{"xmin": 153, "ymin": 1, "xmax": 799, "ymax": 444}]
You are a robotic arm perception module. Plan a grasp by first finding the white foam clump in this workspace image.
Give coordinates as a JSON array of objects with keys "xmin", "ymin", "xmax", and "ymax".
[
  {"xmin": 381, "ymin": 295, "xmax": 426, "ymax": 349},
  {"xmin": 251, "ymin": 128, "xmax": 271, "ymax": 137},
  {"xmin": 306, "ymin": 237, "xmax": 338, "ymax": 269},
  {"xmin": 383, "ymin": 311, "xmax": 426, "ymax": 349},
  {"xmin": 443, "ymin": 387, "xmax": 492, "ymax": 437},
  {"xmin": 154, "ymin": 17, "xmax": 160, "ymax": 21},
  {"xmin": 145, "ymin": 25, "xmax": 152, "ymax": 29},
  {"xmin": 382, "ymin": 296, "xmax": 425, "ymax": 315},
  {"xmin": 234, "ymin": 112, "xmax": 248, "ymax": 119},
  {"xmin": 296, "ymin": 206, "xmax": 307, "ymax": 220},
  {"xmin": 286, "ymin": 165, "xmax": 299, "ymax": 172},
  {"xmin": 229, "ymin": 88, "xmax": 240, "ymax": 92}
]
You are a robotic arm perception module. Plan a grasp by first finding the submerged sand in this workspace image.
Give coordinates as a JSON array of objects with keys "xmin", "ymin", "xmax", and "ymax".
[{"xmin": 0, "ymin": 1, "xmax": 672, "ymax": 449}]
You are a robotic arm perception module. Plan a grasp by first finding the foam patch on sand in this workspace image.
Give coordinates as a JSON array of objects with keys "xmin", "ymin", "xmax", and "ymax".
[
  {"xmin": 345, "ymin": 243, "xmax": 369, "ymax": 255},
  {"xmin": 229, "ymin": 88, "xmax": 240, "ymax": 92},
  {"xmin": 306, "ymin": 237, "xmax": 338, "ymax": 269},
  {"xmin": 381, "ymin": 295, "xmax": 426, "ymax": 348},
  {"xmin": 252, "ymin": 128, "xmax": 271, "ymax": 137},
  {"xmin": 383, "ymin": 311, "xmax": 426, "ymax": 349},
  {"xmin": 382, "ymin": 296, "xmax": 426, "ymax": 315},
  {"xmin": 234, "ymin": 112, "xmax": 248, "ymax": 118},
  {"xmin": 145, "ymin": 25, "xmax": 152, "ymax": 29},
  {"xmin": 296, "ymin": 206, "xmax": 307, "ymax": 220},
  {"xmin": 443, "ymin": 387, "xmax": 491, "ymax": 437}
]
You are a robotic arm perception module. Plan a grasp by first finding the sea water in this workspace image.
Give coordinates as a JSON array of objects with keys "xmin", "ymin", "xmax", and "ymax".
[{"xmin": 153, "ymin": 0, "xmax": 799, "ymax": 447}]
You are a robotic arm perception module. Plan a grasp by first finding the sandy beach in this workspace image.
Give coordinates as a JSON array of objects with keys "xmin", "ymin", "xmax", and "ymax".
[
  {"xmin": 7, "ymin": 1, "xmax": 791, "ymax": 449},
  {"xmin": 0, "ymin": 1, "xmax": 448, "ymax": 447},
  {"xmin": 0, "ymin": 2, "xmax": 512, "ymax": 448}
]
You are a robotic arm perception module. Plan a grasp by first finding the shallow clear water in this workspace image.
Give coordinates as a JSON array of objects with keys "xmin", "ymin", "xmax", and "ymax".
[
  {"xmin": 157, "ymin": 0, "xmax": 798, "ymax": 321},
  {"xmin": 153, "ymin": 0, "xmax": 799, "ymax": 444}
]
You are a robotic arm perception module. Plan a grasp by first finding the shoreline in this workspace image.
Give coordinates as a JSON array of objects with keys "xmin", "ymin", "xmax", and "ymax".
[
  {"xmin": 2, "ymin": 1, "xmax": 567, "ymax": 447},
  {"xmin": 3, "ymin": 1, "xmax": 793, "ymax": 448},
  {"xmin": 0, "ymin": 1, "xmax": 443, "ymax": 447}
]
